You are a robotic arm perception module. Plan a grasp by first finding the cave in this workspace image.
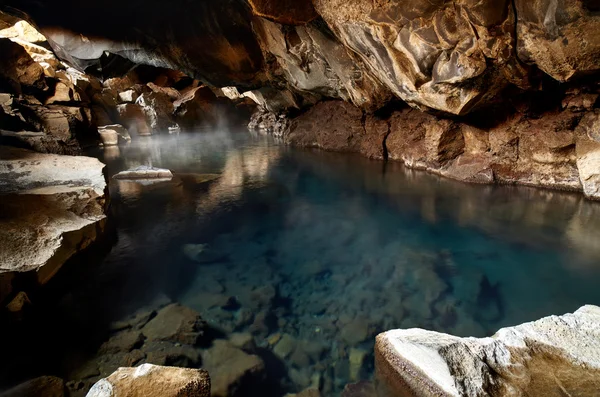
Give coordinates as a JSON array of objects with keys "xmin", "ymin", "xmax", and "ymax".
[{"xmin": 1, "ymin": 1, "xmax": 600, "ymax": 397}]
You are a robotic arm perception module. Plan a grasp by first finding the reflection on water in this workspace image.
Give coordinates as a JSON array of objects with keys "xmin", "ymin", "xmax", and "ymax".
[{"xmin": 4, "ymin": 130, "xmax": 600, "ymax": 396}]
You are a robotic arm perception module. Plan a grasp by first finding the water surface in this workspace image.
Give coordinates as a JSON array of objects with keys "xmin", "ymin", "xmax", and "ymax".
[{"xmin": 5, "ymin": 130, "xmax": 600, "ymax": 396}]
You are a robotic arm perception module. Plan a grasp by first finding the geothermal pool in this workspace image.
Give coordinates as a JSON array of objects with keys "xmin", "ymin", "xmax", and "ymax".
[{"xmin": 4, "ymin": 130, "xmax": 600, "ymax": 396}]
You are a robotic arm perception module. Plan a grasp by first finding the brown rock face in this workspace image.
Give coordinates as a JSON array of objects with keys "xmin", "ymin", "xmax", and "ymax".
[
  {"xmin": 515, "ymin": 0, "xmax": 600, "ymax": 82},
  {"xmin": 0, "ymin": 38, "xmax": 45, "ymax": 94},
  {"xmin": 3, "ymin": 0, "xmax": 600, "ymax": 116},
  {"xmin": 286, "ymin": 101, "xmax": 389, "ymax": 159},
  {"xmin": 247, "ymin": 0, "xmax": 318, "ymax": 25},
  {"xmin": 312, "ymin": 0, "xmax": 516, "ymax": 114}
]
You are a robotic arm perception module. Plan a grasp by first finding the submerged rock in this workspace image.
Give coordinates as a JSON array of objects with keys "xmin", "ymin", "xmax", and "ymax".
[
  {"xmin": 113, "ymin": 166, "xmax": 173, "ymax": 180},
  {"xmin": 376, "ymin": 305, "xmax": 600, "ymax": 397},
  {"xmin": 85, "ymin": 364, "xmax": 210, "ymax": 397},
  {"xmin": 0, "ymin": 147, "xmax": 106, "ymax": 287},
  {"xmin": 141, "ymin": 303, "xmax": 206, "ymax": 346},
  {"xmin": 202, "ymin": 340, "xmax": 266, "ymax": 397}
]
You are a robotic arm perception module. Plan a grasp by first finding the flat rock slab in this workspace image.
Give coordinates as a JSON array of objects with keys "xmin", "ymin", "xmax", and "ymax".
[
  {"xmin": 113, "ymin": 166, "xmax": 173, "ymax": 180},
  {"xmin": 376, "ymin": 305, "xmax": 600, "ymax": 397},
  {"xmin": 0, "ymin": 147, "xmax": 107, "ymax": 288}
]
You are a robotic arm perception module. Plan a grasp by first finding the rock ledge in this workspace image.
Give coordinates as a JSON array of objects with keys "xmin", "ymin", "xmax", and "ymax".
[{"xmin": 376, "ymin": 305, "xmax": 600, "ymax": 397}]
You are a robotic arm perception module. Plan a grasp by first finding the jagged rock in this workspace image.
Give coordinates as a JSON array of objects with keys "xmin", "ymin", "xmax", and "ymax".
[
  {"xmin": 515, "ymin": 0, "xmax": 600, "ymax": 82},
  {"xmin": 173, "ymin": 86, "xmax": 223, "ymax": 131},
  {"xmin": 147, "ymin": 82, "xmax": 180, "ymax": 101},
  {"xmin": 141, "ymin": 303, "xmax": 206, "ymax": 345},
  {"xmin": 247, "ymin": 0, "xmax": 318, "ymax": 25},
  {"xmin": 85, "ymin": 364, "xmax": 210, "ymax": 397},
  {"xmin": 376, "ymin": 305, "xmax": 600, "ymax": 397},
  {"xmin": 312, "ymin": 0, "xmax": 516, "ymax": 114},
  {"xmin": 202, "ymin": 340, "xmax": 266, "ymax": 397},
  {"xmin": 248, "ymin": 109, "xmax": 289, "ymax": 137},
  {"xmin": 0, "ymin": 38, "xmax": 45, "ymax": 93},
  {"xmin": 136, "ymin": 91, "xmax": 174, "ymax": 132},
  {"xmin": 253, "ymin": 17, "xmax": 390, "ymax": 110},
  {"xmin": 0, "ymin": 376, "xmax": 65, "ymax": 397},
  {"xmin": 117, "ymin": 89, "xmax": 138, "ymax": 103},
  {"xmin": 0, "ymin": 147, "xmax": 106, "ymax": 285},
  {"xmin": 0, "ymin": 20, "xmax": 46, "ymax": 43}
]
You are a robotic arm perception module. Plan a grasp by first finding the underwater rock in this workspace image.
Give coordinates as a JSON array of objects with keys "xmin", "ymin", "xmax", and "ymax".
[
  {"xmin": 141, "ymin": 303, "xmax": 206, "ymax": 346},
  {"xmin": 228, "ymin": 333, "xmax": 257, "ymax": 352},
  {"xmin": 341, "ymin": 381, "xmax": 376, "ymax": 397},
  {"xmin": 202, "ymin": 340, "xmax": 266, "ymax": 397},
  {"xmin": 376, "ymin": 305, "xmax": 600, "ymax": 397},
  {"xmin": 142, "ymin": 341, "xmax": 201, "ymax": 368},
  {"xmin": 113, "ymin": 166, "xmax": 173, "ymax": 180},
  {"xmin": 273, "ymin": 333, "xmax": 296, "ymax": 360},
  {"xmin": 85, "ymin": 364, "xmax": 210, "ymax": 397},
  {"xmin": 98, "ymin": 330, "xmax": 144, "ymax": 355},
  {"xmin": 340, "ymin": 318, "xmax": 370, "ymax": 345},
  {"xmin": 0, "ymin": 147, "xmax": 106, "ymax": 290},
  {"xmin": 0, "ymin": 376, "xmax": 65, "ymax": 397}
]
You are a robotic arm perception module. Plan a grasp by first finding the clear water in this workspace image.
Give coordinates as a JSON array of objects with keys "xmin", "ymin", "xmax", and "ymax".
[{"xmin": 5, "ymin": 130, "xmax": 600, "ymax": 396}]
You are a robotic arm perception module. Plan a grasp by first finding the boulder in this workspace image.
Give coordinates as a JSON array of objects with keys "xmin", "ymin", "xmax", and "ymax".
[
  {"xmin": 141, "ymin": 303, "xmax": 206, "ymax": 345},
  {"xmin": 376, "ymin": 305, "xmax": 600, "ymax": 397},
  {"xmin": 0, "ymin": 147, "xmax": 107, "ymax": 285},
  {"xmin": 85, "ymin": 364, "xmax": 210, "ymax": 397},
  {"xmin": 98, "ymin": 124, "xmax": 130, "ymax": 146},
  {"xmin": 0, "ymin": 376, "xmax": 65, "ymax": 397},
  {"xmin": 202, "ymin": 340, "xmax": 266, "ymax": 397},
  {"xmin": 118, "ymin": 89, "xmax": 139, "ymax": 103},
  {"xmin": 136, "ymin": 91, "xmax": 174, "ymax": 132}
]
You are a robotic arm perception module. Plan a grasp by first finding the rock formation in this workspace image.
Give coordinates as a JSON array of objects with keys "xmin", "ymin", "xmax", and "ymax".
[
  {"xmin": 376, "ymin": 305, "xmax": 600, "ymax": 397},
  {"xmin": 0, "ymin": 146, "xmax": 107, "ymax": 303}
]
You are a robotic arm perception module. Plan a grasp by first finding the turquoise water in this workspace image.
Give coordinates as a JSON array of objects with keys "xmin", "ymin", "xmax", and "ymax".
[{"xmin": 4, "ymin": 130, "xmax": 600, "ymax": 395}]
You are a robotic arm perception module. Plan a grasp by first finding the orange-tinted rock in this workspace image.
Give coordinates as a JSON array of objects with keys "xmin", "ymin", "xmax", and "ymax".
[{"xmin": 247, "ymin": 0, "xmax": 318, "ymax": 25}]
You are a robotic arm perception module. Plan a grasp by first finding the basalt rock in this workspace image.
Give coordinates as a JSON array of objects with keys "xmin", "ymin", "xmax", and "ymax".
[
  {"xmin": 2, "ymin": 0, "xmax": 600, "ymax": 116},
  {"xmin": 376, "ymin": 305, "xmax": 600, "ymax": 397}
]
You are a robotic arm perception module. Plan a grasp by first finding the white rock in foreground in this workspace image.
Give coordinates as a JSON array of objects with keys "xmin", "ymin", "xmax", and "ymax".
[
  {"xmin": 86, "ymin": 364, "xmax": 210, "ymax": 397},
  {"xmin": 376, "ymin": 305, "xmax": 600, "ymax": 397},
  {"xmin": 0, "ymin": 147, "xmax": 107, "ymax": 285}
]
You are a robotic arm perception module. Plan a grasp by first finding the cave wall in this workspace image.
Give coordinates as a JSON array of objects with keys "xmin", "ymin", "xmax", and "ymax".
[{"xmin": 3, "ymin": 0, "xmax": 600, "ymax": 115}]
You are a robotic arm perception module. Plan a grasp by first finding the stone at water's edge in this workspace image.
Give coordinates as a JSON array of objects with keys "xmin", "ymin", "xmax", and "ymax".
[
  {"xmin": 0, "ymin": 146, "xmax": 106, "ymax": 299},
  {"xmin": 85, "ymin": 364, "xmax": 210, "ymax": 397},
  {"xmin": 375, "ymin": 305, "xmax": 600, "ymax": 397},
  {"xmin": 113, "ymin": 166, "xmax": 173, "ymax": 180}
]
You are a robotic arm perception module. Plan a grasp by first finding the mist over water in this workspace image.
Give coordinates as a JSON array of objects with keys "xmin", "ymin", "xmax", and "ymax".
[{"xmin": 4, "ymin": 129, "xmax": 600, "ymax": 395}]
